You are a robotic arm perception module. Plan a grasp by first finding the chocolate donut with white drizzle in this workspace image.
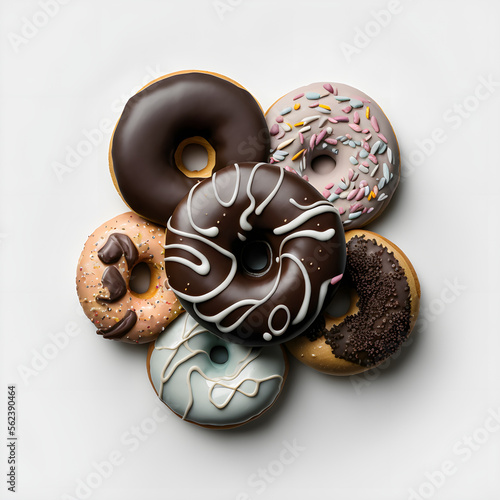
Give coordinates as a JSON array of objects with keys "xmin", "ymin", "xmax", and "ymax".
[{"xmin": 164, "ymin": 162, "xmax": 346, "ymax": 346}]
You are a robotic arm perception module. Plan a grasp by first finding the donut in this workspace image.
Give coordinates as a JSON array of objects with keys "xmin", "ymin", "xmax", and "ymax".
[
  {"xmin": 164, "ymin": 162, "xmax": 346, "ymax": 347},
  {"xmin": 286, "ymin": 230, "xmax": 420, "ymax": 375},
  {"xmin": 109, "ymin": 70, "xmax": 271, "ymax": 225},
  {"xmin": 76, "ymin": 212, "xmax": 183, "ymax": 344},
  {"xmin": 265, "ymin": 82, "xmax": 400, "ymax": 229},
  {"xmin": 147, "ymin": 312, "xmax": 288, "ymax": 429}
]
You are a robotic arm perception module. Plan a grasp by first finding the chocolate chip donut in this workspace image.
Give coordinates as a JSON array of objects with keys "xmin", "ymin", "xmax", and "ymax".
[
  {"xmin": 109, "ymin": 70, "xmax": 270, "ymax": 225},
  {"xmin": 286, "ymin": 230, "xmax": 420, "ymax": 375},
  {"xmin": 164, "ymin": 162, "xmax": 346, "ymax": 347}
]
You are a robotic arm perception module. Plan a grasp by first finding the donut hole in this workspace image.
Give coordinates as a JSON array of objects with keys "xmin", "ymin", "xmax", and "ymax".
[
  {"xmin": 241, "ymin": 240, "xmax": 272, "ymax": 276},
  {"xmin": 325, "ymin": 277, "xmax": 359, "ymax": 320},
  {"xmin": 129, "ymin": 262, "xmax": 152, "ymax": 295},
  {"xmin": 181, "ymin": 143, "xmax": 208, "ymax": 171},
  {"xmin": 210, "ymin": 345, "xmax": 229, "ymax": 364},
  {"xmin": 311, "ymin": 155, "xmax": 336, "ymax": 175},
  {"xmin": 174, "ymin": 136, "xmax": 216, "ymax": 179}
]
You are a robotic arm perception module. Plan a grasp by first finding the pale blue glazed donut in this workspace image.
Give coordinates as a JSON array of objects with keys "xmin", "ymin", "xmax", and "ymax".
[{"xmin": 147, "ymin": 313, "xmax": 288, "ymax": 428}]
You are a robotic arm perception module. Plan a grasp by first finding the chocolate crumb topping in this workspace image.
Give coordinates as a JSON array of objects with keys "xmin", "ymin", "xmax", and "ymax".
[
  {"xmin": 321, "ymin": 235, "xmax": 411, "ymax": 367},
  {"xmin": 305, "ymin": 314, "xmax": 327, "ymax": 342}
]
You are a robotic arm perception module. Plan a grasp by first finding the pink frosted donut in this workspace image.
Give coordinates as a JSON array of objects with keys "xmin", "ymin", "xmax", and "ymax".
[
  {"xmin": 266, "ymin": 82, "xmax": 400, "ymax": 228},
  {"xmin": 76, "ymin": 212, "xmax": 183, "ymax": 344}
]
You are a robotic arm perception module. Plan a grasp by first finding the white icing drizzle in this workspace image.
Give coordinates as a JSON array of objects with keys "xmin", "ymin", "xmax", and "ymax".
[
  {"xmin": 155, "ymin": 315, "xmax": 284, "ymax": 420},
  {"xmin": 274, "ymin": 204, "xmax": 339, "ymax": 235},
  {"xmin": 212, "ymin": 163, "xmax": 240, "ymax": 207},
  {"xmin": 165, "ymin": 163, "xmax": 340, "ymax": 339},
  {"xmin": 165, "ymin": 219, "xmax": 237, "ymax": 303},
  {"xmin": 187, "ymin": 183, "xmax": 219, "ymax": 238},
  {"xmin": 277, "ymin": 228, "xmax": 336, "ymax": 256},
  {"xmin": 255, "ymin": 167, "xmax": 284, "ymax": 216},
  {"xmin": 268, "ymin": 305, "xmax": 291, "ymax": 336},
  {"xmin": 191, "ymin": 234, "xmax": 330, "ymax": 335},
  {"xmin": 281, "ymin": 253, "xmax": 311, "ymax": 325},
  {"xmin": 161, "ymin": 244, "xmax": 210, "ymax": 276},
  {"xmin": 239, "ymin": 162, "xmax": 281, "ymax": 231},
  {"xmin": 193, "ymin": 270, "xmax": 284, "ymax": 333},
  {"xmin": 289, "ymin": 198, "xmax": 335, "ymax": 211},
  {"xmin": 239, "ymin": 163, "xmax": 261, "ymax": 232}
]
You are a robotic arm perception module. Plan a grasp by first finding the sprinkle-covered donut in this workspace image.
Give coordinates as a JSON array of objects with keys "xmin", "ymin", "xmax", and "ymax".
[
  {"xmin": 266, "ymin": 83, "xmax": 400, "ymax": 228},
  {"xmin": 147, "ymin": 313, "xmax": 288, "ymax": 429},
  {"xmin": 164, "ymin": 162, "xmax": 346, "ymax": 346},
  {"xmin": 76, "ymin": 212, "xmax": 183, "ymax": 344},
  {"xmin": 287, "ymin": 230, "xmax": 420, "ymax": 375},
  {"xmin": 109, "ymin": 70, "xmax": 271, "ymax": 225}
]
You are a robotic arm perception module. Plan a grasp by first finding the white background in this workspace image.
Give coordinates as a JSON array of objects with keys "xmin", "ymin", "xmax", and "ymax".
[{"xmin": 1, "ymin": 0, "xmax": 499, "ymax": 499}]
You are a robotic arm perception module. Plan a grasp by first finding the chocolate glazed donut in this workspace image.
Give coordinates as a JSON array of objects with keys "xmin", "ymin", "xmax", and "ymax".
[
  {"xmin": 164, "ymin": 162, "xmax": 346, "ymax": 346},
  {"xmin": 110, "ymin": 71, "xmax": 271, "ymax": 225}
]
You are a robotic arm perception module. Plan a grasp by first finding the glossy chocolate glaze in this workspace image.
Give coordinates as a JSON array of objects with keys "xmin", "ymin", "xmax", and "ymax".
[
  {"xmin": 97, "ymin": 310, "xmax": 137, "ymax": 340},
  {"xmin": 98, "ymin": 233, "xmax": 138, "ymax": 268},
  {"xmin": 111, "ymin": 72, "xmax": 271, "ymax": 225},
  {"xmin": 323, "ymin": 235, "xmax": 411, "ymax": 367},
  {"xmin": 165, "ymin": 162, "xmax": 346, "ymax": 346},
  {"xmin": 97, "ymin": 266, "xmax": 127, "ymax": 303}
]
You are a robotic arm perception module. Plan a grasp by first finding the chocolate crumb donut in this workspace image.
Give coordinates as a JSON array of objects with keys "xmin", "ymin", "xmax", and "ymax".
[
  {"xmin": 164, "ymin": 162, "xmax": 346, "ymax": 346},
  {"xmin": 109, "ymin": 70, "xmax": 270, "ymax": 225},
  {"xmin": 287, "ymin": 230, "xmax": 420, "ymax": 375}
]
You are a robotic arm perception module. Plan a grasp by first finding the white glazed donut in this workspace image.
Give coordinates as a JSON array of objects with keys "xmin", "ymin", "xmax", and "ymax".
[
  {"xmin": 147, "ymin": 313, "xmax": 288, "ymax": 429},
  {"xmin": 266, "ymin": 82, "xmax": 401, "ymax": 228}
]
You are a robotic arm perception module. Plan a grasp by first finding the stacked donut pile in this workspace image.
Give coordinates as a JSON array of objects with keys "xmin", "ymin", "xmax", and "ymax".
[{"xmin": 76, "ymin": 71, "xmax": 420, "ymax": 429}]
